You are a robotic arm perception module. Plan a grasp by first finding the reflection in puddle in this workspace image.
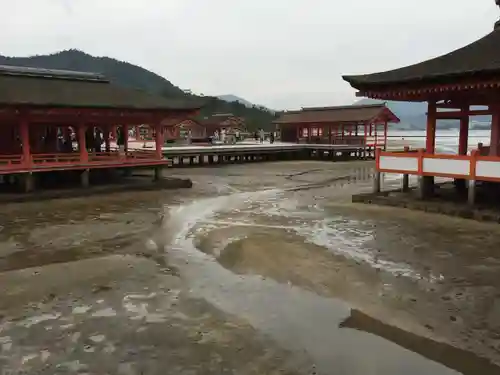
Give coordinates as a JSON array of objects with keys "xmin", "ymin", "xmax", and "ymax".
[
  {"xmin": 341, "ymin": 310, "xmax": 499, "ymax": 375},
  {"xmin": 161, "ymin": 189, "xmax": 499, "ymax": 375}
]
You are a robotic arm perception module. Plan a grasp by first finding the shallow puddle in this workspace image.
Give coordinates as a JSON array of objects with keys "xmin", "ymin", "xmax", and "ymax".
[{"xmin": 159, "ymin": 186, "xmax": 500, "ymax": 375}]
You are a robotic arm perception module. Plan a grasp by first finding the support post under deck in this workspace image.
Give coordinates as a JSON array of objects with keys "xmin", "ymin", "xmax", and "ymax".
[
  {"xmin": 21, "ymin": 173, "xmax": 34, "ymax": 193},
  {"xmin": 81, "ymin": 169, "xmax": 90, "ymax": 188},
  {"xmin": 418, "ymin": 176, "xmax": 434, "ymax": 200},
  {"xmin": 373, "ymin": 171, "xmax": 381, "ymax": 193},
  {"xmin": 154, "ymin": 166, "xmax": 163, "ymax": 181}
]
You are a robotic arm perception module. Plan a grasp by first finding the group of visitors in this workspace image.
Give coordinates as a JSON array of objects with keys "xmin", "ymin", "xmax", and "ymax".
[
  {"xmin": 211, "ymin": 128, "xmax": 238, "ymax": 144},
  {"xmin": 254, "ymin": 128, "xmax": 274, "ymax": 143},
  {"xmin": 87, "ymin": 127, "xmax": 105, "ymax": 152}
]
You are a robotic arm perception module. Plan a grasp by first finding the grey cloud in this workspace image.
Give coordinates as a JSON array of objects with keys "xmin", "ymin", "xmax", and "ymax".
[{"xmin": 1, "ymin": 0, "xmax": 498, "ymax": 109}]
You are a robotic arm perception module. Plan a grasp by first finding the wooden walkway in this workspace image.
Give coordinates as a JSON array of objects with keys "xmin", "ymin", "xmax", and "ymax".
[{"xmin": 159, "ymin": 142, "xmax": 373, "ymax": 167}]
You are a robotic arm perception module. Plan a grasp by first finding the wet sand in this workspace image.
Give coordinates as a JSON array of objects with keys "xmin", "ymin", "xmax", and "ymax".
[{"xmin": 0, "ymin": 160, "xmax": 500, "ymax": 374}]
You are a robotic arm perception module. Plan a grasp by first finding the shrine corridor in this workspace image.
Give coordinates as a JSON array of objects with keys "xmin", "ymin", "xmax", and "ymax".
[{"xmin": 0, "ymin": 161, "xmax": 499, "ymax": 374}]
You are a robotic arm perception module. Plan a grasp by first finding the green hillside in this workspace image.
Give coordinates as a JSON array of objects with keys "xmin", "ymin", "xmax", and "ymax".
[{"xmin": 0, "ymin": 49, "xmax": 276, "ymax": 131}]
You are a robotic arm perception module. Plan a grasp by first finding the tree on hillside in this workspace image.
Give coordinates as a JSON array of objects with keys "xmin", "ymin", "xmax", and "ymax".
[{"xmin": 0, "ymin": 49, "xmax": 276, "ymax": 130}]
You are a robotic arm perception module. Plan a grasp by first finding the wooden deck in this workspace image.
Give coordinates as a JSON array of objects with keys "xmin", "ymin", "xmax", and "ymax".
[{"xmin": 160, "ymin": 142, "xmax": 373, "ymax": 166}]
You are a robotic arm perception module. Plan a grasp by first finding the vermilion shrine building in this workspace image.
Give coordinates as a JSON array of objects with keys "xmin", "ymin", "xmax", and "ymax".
[
  {"xmin": 201, "ymin": 113, "xmax": 246, "ymax": 136},
  {"xmin": 0, "ymin": 65, "xmax": 202, "ymax": 192},
  {"xmin": 343, "ymin": 6, "xmax": 500, "ymax": 204},
  {"xmin": 165, "ymin": 119, "xmax": 207, "ymax": 142},
  {"xmin": 274, "ymin": 104, "xmax": 399, "ymax": 153},
  {"xmin": 134, "ymin": 119, "xmax": 206, "ymax": 143}
]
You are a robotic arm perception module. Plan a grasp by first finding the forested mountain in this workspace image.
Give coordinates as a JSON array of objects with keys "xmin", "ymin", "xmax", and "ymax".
[{"xmin": 0, "ymin": 49, "xmax": 277, "ymax": 131}]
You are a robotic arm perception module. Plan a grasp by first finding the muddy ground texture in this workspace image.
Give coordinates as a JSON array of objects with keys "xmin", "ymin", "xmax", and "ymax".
[{"xmin": 0, "ymin": 161, "xmax": 500, "ymax": 374}]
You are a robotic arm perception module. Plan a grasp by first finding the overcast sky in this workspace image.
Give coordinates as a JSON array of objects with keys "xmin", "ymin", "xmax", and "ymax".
[{"xmin": 1, "ymin": 0, "xmax": 499, "ymax": 110}]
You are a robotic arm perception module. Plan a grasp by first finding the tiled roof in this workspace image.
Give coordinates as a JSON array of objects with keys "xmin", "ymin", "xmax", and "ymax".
[
  {"xmin": 273, "ymin": 104, "xmax": 399, "ymax": 124},
  {"xmin": 200, "ymin": 114, "xmax": 245, "ymax": 129},
  {"xmin": 343, "ymin": 28, "xmax": 500, "ymax": 90},
  {"xmin": 0, "ymin": 65, "xmax": 203, "ymax": 110}
]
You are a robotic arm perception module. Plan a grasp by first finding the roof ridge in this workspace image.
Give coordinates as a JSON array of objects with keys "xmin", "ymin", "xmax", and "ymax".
[
  {"xmin": 301, "ymin": 103, "xmax": 386, "ymax": 111},
  {"xmin": 0, "ymin": 65, "xmax": 108, "ymax": 82}
]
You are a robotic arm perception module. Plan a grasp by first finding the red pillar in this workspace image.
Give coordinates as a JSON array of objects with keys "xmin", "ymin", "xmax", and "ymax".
[
  {"xmin": 383, "ymin": 121, "xmax": 388, "ymax": 150},
  {"xmin": 155, "ymin": 124, "xmax": 164, "ymax": 158},
  {"xmin": 426, "ymin": 101, "xmax": 437, "ymax": 153},
  {"xmin": 111, "ymin": 126, "xmax": 117, "ymax": 141},
  {"xmin": 20, "ymin": 119, "xmax": 31, "ymax": 166},
  {"xmin": 374, "ymin": 123, "xmax": 378, "ymax": 146},
  {"xmin": 458, "ymin": 106, "xmax": 469, "ymax": 155},
  {"xmin": 77, "ymin": 124, "xmax": 88, "ymax": 162},
  {"xmin": 490, "ymin": 105, "xmax": 500, "ymax": 156}
]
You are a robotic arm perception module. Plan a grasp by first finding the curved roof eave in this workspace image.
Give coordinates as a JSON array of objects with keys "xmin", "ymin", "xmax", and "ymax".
[{"xmin": 343, "ymin": 28, "xmax": 500, "ymax": 89}]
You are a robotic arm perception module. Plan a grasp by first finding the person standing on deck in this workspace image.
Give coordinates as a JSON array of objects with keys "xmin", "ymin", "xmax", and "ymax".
[
  {"xmin": 117, "ymin": 126, "xmax": 125, "ymax": 156},
  {"xmin": 187, "ymin": 129, "xmax": 192, "ymax": 144},
  {"xmin": 220, "ymin": 128, "xmax": 226, "ymax": 144},
  {"xmin": 270, "ymin": 131, "xmax": 275, "ymax": 144},
  {"xmin": 259, "ymin": 128, "xmax": 265, "ymax": 144},
  {"xmin": 94, "ymin": 128, "xmax": 103, "ymax": 153}
]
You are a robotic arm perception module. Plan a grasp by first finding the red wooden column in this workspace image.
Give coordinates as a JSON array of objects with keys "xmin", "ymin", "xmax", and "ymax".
[
  {"xmin": 383, "ymin": 120, "xmax": 388, "ymax": 150},
  {"xmin": 111, "ymin": 125, "xmax": 117, "ymax": 141},
  {"xmin": 426, "ymin": 101, "xmax": 437, "ymax": 153},
  {"xmin": 490, "ymin": 105, "xmax": 500, "ymax": 156},
  {"xmin": 374, "ymin": 123, "xmax": 378, "ymax": 145},
  {"xmin": 19, "ymin": 118, "xmax": 31, "ymax": 166},
  {"xmin": 155, "ymin": 124, "xmax": 164, "ymax": 158},
  {"xmin": 77, "ymin": 124, "xmax": 88, "ymax": 162},
  {"xmin": 458, "ymin": 105, "xmax": 469, "ymax": 155},
  {"xmin": 328, "ymin": 124, "xmax": 332, "ymax": 144}
]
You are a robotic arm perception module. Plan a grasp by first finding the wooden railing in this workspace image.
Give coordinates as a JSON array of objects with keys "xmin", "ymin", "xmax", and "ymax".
[
  {"xmin": 32, "ymin": 153, "xmax": 81, "ymax": 164},
  {"xmin": 297, "ymin": 135, "xmax": 366, "ymax": 145},
  {"xmin": 89, "ymin": 152, "xmax": 121, "ymax": 162},
  {"xmin": 376, "ymin": 147, "xmax": 500, "ymax": 182},
  {"xmin": 126, "ymin": 149, "xmax": 158, "ymax": 159},
  {"xmin": 331, "ymin": 136, "xmax": 365, "ymax": 145},
  {"xmin": 0, "ymin": 151, "xmax": 167, "ymax": 174},
  {"xmin": 0, "ymin": 155, "xmax": 23, "ymax": 167}
]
